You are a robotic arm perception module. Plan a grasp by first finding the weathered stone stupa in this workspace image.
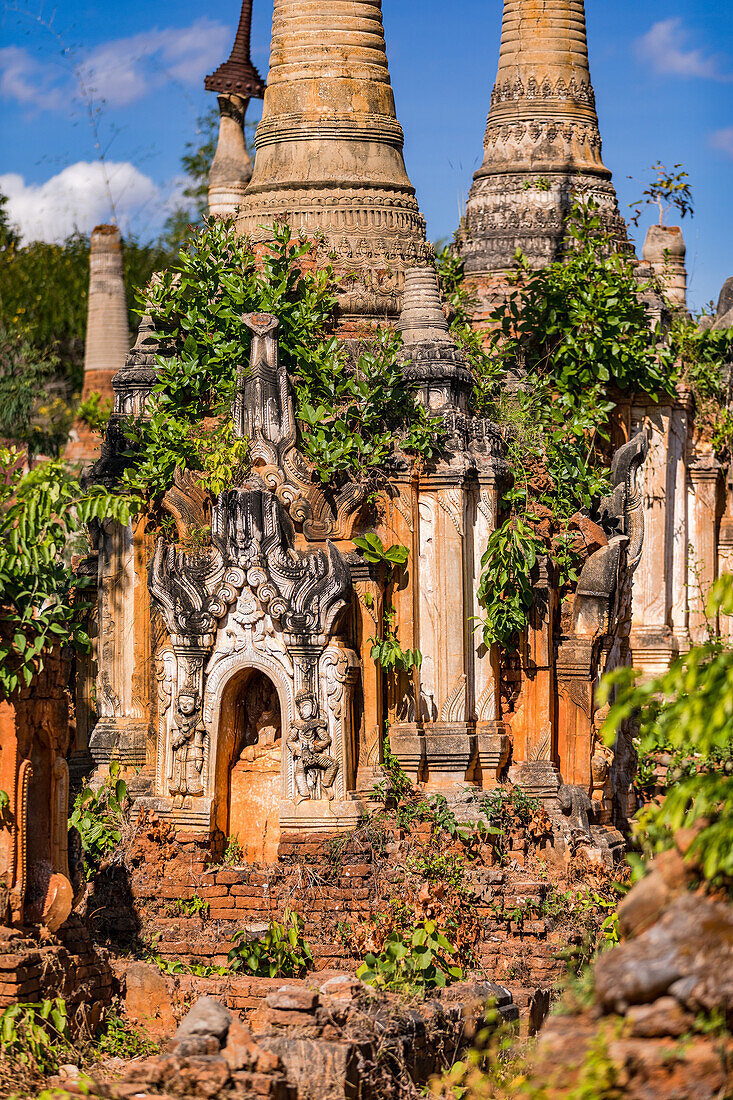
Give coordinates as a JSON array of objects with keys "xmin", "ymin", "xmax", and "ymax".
[
  {"xmin": 65, "ymin": 225, "xmax": 129, "ymax": 466},
  {"xmin": 459, "ymin": 0, "xmax": 625, "ymax": 307},
  {"xmin": 205, "ymin": 0, "xmax": 266, "ymax": 217},
  {"xmin": 236, "ymin": 0, "xmax": 431, "ymax": 325}
]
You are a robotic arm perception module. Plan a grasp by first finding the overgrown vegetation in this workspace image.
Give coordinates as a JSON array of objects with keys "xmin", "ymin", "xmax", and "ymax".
[
  {"xmin": 672, "ymin": 316, "xmax": 733, "ymax": 459},
  {"xmin": 355, "ymin": 535, "xmax": 423, "ymax": 673},
  {"xmin": 358, "ymin": 920, "xmax": 462, "ymax": 996},
  {"xmin": 121, "ymin": 218, "xmax": 442, "ymax": 510},
  {"xmin": 0, "ymin": 448, "xmax": 131, "ymax": 699},
  {"xmin": 69, "ymin": 762, "xmax": 129, "ymax": 880},
  {"xmin": 227, "ymin": 909, "xmax": 314, "ymax": 978},
  {"xmin": 0, "ymin": 998, "xmax": 72, "ymax": 1078},
  {"xmin": 440, "ymin": 198, "xmax": 680, "ymax": 649},
  {"xmin": 629, "ymin": 161, "xmax": 694, "ymax": 227}
]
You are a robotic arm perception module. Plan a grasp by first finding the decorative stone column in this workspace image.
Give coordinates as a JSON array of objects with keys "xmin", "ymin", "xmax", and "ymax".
[
  {"xmin": 205, "ymin": 0, "xmax": 266, "ymax": 217},
  {"xmin": 643, "ymin": 225, "xmax": 688, "ymax": 311},
  {"xmin": 382, "ymin": 476, "xmax": 424, "ymax": 782},
  {"xmin": 718, "ymin": 466, "xmax": 733, "ymax": 643},
  {"xmin": 670, "ymin": 391, "xmax": 693, "ymax": 655},
  {"xmin": 397, "ymin": 268, "xmax": 474, "ymax": 415},
  {"xmin": 66, "ymin": 226, "xmax": 130, "ymax": 466},
  {"xmin": 417, "ymin": 472, "xmax": 474, "ymax": 786},
  {"xmin": 688, "ymin": 458, "xmax": 722, "ymax": 644},
  {"xmin": 459, "ymin": 0, "xmax": 624, "ymax": 316},
  {"xmin": 509, "ymin": 557, "xmax": 561, "ymax": 799},
  {"xmin": 89, "ymin": 518, "xmax": 153, "ymax": 774},
  {"xmin": 349, "ymin": 558, "xmax": 385, "ymax": 792},
  {"xmin": 470, "ymin": 473, "xmax": 510, "ymax": 786},
  {"xmin": 236, "ymin": 0, "xmax": 430, "ymax": 327},
  {"xmin": 629, "ymin": 403, "xmax": 678, "ymax": 676}
]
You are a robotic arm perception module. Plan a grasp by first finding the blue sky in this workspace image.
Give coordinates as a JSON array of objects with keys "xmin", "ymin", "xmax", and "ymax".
[{"xmin": 1, "ymin": 0, "xmax": 731, "ymax": 310}]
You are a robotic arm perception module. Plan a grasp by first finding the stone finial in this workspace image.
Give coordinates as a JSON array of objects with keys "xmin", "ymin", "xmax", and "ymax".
[
  {"xmin": 208, "ymin": 94, "xmax": 254, "ymax": 217},
  {"xmin": 643, "ymin": 225, "xmax": 688, "ymax": 311},
  {"xmin": 65, "ymin": 225, "xmax": 130, "ymax": 466},
  {"xmin": 204, "ymin": 0, "xmax": 265, "ymax": 100},
  {"xmin": 459, "ymin": 0, "xmax": 625, "ymax": 279},
  {"xmin": 398, "ymin": 267, "xmax": 451, "ymax": 345},
  {"xmin": 235, "ymin": 0, "xmax": 430, "ymax": 325},
  {"xmin": 398, "ymin": 266, "xmax": 473, "ymax": 415},
  {"xmin": 205, "ymin": 0, "xmax": 264, "ymax": 218}
]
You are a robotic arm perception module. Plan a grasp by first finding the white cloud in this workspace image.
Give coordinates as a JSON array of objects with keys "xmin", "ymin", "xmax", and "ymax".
[
  {"xmin": 0, "ymin": 45, "xmax": 56, "ymax": 109},
  {"xmin": 635, "ymin": 18, "xmax": 731, "ymax": 80},
  {"xmin": 711, "ymin": 128, "xmax": 733, "ymax": 158},
  {"xmin": 0, "ymin": 18, "xmax": 230, "ymax": 111},
  {"xmin": 80, "ymin": 19, "xmax": 229, "ymax": 107},
  {"xmin": 0, "ymin": 161, "xmax": 160, "ymax": 243}
]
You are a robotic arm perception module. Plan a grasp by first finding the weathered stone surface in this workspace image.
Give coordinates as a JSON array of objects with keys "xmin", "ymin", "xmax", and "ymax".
[
  {"xmin": 123, "ymin": 960, "xmax": 177, "ymax": 1039},
  {"xmin": 595, "ymin": 894, "xmax": 733, "ymax": 1017},
  {"xmin": 716, "ymin": 276, "xmax": 733, "ymax": 319},
  {"xmin": 616, "ymin": 868, "xmax": 672, "ymax": 939},
  {"xmin": 174, "ymin": 996, "xmax": 233, "ymax": 1047},
  {"xmin": 626, "ymin": 996, "xmax": 694, "ymax": 1038},
  {"xmin": 65, "ymin": 225, "xmax": 130, "ymax": 466},
  {"xmin": 266, "ymin": 987, "xmax": 319, "ymax": 1013},
  {"xmin": 643, "ymin": 224, "xmax": 688, "ymax": 309}
]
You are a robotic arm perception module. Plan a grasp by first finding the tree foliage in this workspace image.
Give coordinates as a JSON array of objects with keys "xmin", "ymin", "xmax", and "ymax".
[
  {"xmin": 599, "ymin": 576, "xmax": 733, "ymax": 887},
  {"xmin": 459, "ymin": 199, "xmax": 677, "ymax": 649},
  {"xmin": 122, "ymin": 217, "xmax": 442, "ymax": 506},
  {"xmin": 629, "ymin": 161, "xmax": 694, "ymax": 227},
  {"xmin": 0, "ymin": 448, "xmax": 131, "ymax": 700}
]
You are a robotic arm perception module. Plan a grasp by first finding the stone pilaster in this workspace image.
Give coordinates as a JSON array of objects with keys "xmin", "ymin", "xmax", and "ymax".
[
  {"xmin": 89, "ymin": 519, "xmax": 153, "ymax": 772},
  {"xmin": 349, "ymin": 558, "xmax": 385, "ymax": 793},
  {"xmin": 417, "ymin": 472, "xmax": 474, "ymax": 786},
  {"xmin": 628, "ymin": 403, "xmax": 678, "ymax": 676},
  {"xmin": 718, "ymin": 468, "xmax": 733, "ymax": 644},
  {"xmin": 236, "ymin": 0, "xmax": 430, "ymax": 326},
  {"xmin": 382, "ymin": 476, "xmax": 424, "ymax": 781},
  {"xmin": 508, "ymin": 557, "xmax": 561, "ymax": 799},
  {"xmin": 471, "ymin": 474, "xmax": 509, "ymax": 787},
  {"xmin": 689, "ymin": 458, "xmax": 722, "ymax": 644}
]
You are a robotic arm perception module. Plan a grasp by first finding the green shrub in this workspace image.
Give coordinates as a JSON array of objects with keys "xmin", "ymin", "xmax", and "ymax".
[
  {"xmin": 0, "ymin": 448, "xmax": 132, "ymax": 700},
  {"xmin": 227, "ymin": 910, "xmax": 314, "ymax": 978},
  {"xmin": 600, "ymin": 575, "xmax": 733, "ymax": 887},
  {"xmin": 69, "ymin": 762, "xmax": 128, "ymax": 879},
  {"xmin": 0, "ymin": 998, "xmax": 72, "ymax": 1076},
  {"xmin": 357, "ymin": 920, "xmax": 462, "ymax": 996},
  {"xmin": 121, "ymin": 219, "xmax": 441, "ymax": 505}
]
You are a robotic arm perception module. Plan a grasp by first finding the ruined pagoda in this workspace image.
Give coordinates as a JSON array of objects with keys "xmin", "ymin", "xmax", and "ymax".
[
  {"xmin": 205, "ymin": 0, "xmax": 266, "ymax": 217},
  {"xmin": 459, "ymin": 0, "xmax": 625, "ymax": 307},
  {"xmin": 235, "ymin": 0, "xmax": 431, "ymax": 327}
]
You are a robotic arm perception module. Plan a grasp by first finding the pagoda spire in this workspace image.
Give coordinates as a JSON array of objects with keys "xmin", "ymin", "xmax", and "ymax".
[
  {"xmin": 235, "ymin": 0, "xmax": 430, "ymax": 329},
  {"xmin": 459, "ymin": 0, "xmax": 624, "ymax": 288},
  {"xmin": 65, "ymin": 226, "xmax": 129, "ymax": 467},
  {"xmin": 205, "ymin": 0, "xmax": 266, "ymax": 217}
]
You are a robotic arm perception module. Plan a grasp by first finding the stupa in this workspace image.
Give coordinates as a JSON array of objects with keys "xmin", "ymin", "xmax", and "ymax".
[
  {"xmin": 235, "ymin": 0, "xmax": 431, "ymax": 327},
  {"xmin": 65, "ymin": 225, "xmax": 129, "ymax": 467},
  {"xmin": 459, "ymin": 0, "xmax": 625, "ymax": 312}
]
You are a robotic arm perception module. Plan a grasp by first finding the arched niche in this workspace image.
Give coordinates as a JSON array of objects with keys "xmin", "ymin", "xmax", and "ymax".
[
  {"xmin": 204, "ymin": 650, "xmax": 294, "ymax": 863},
  {"xmin": 215, "ymin": 669, "xmax": 282, "ymax": 862}
]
